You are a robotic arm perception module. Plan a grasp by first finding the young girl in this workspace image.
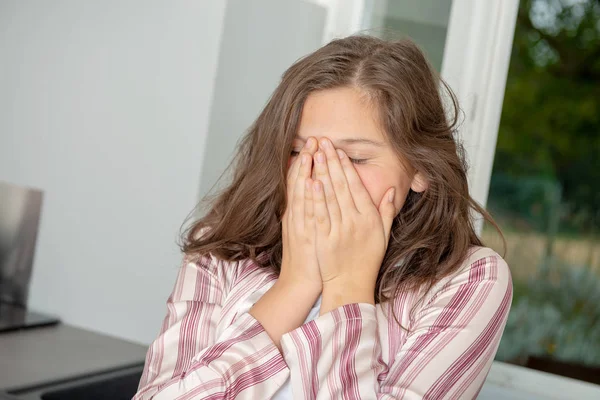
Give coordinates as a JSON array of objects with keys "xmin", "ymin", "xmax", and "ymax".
[{"xmin": 133, "ymin": 35, "xmax": 512, "ymax": 400}]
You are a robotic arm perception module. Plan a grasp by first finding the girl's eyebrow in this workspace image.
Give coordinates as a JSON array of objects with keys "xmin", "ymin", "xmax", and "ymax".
[{"xmin": 295, "ymin": 136, "xmax": 385, "ymax": 148}]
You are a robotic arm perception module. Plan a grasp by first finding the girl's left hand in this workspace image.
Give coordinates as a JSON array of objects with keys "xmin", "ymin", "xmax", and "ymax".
[{"xmin": 311, "ymin": 137, "xmax": 397, "ymax": 308}]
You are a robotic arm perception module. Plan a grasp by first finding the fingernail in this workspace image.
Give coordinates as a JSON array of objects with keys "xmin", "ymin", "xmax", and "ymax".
[
  {"xmin": 388, "ymin": 188, "xmax": 395, "ymax": 203},
  {"xmin": 320, "ymin": 139, "xmax": 330, "ymax": 149},
  {"xmin": 316, "ymin": 152, "xmax": 325, "ymax": 163},
  {"xmin": 305, "ymin": 138, "xmax": 314, "ymax": 149},
  {"xmin": 336, "ymin": 149, "xmax": 345, "ymax": 159}
]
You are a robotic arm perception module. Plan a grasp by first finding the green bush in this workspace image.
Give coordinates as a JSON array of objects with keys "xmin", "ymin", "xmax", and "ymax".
[{"xmin": 496, "ymin": 259, "xmax": 600, "ymax": 366}]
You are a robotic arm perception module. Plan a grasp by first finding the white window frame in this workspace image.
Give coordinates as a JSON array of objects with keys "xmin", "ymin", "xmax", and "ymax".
[
  {"xmin": 303, "ymin": 0, "xmax": 600, "ymax": 397},
  {"xmin": 305, "ymin": 0, "xmax": 366, "ymax": 43},
  {"xmin": 440, "ymin": 0, "xmax": 519, "ymax": 210}
]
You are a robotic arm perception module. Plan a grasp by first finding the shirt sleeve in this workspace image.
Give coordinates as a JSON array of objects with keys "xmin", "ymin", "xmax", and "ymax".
[
  {"xmin": 280, "ymin": 250, "xmax": 513, "ymax": 400},
  {"xmin": 133, "ymin": 254, "xmax": 290, "ymax": 399}
]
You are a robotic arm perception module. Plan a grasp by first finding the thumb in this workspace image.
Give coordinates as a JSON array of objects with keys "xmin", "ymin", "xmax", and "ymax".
[{"xmin": 378, "ymin": 187, "xmax": 396, "ymax": 242}]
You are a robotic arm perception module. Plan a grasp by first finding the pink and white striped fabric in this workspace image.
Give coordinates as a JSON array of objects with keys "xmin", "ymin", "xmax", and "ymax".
[{"xmin": 133, "ymin": 246, "xmax": 512, "ymax": 399}]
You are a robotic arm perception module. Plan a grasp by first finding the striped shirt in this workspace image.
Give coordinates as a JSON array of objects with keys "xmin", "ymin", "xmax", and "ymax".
[{"xmin": 133, "ymin": 246, "xmax": 512, "ymax": 399}]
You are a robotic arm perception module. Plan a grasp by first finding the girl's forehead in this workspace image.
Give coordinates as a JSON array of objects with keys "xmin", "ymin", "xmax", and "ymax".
[
  {"xmin": 294, "ymin": 135, "xmax": 385, "ymax": 147},
  {"xmin": 297, "ymin": 88, "xmax": 388, "ymax": 146}
]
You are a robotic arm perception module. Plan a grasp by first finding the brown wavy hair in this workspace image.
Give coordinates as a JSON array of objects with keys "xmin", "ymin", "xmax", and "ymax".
[{"xmin": 181, "ymin": 35, "xmax": 503, "ymax": 304}]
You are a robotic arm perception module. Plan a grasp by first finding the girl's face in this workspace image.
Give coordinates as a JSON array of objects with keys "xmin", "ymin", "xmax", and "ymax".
[{"xmin": 291, "ymin": 86, "xmax": 427, "ymax": 214}]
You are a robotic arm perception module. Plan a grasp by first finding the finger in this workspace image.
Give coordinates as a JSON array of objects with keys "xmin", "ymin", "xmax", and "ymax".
[
  {"xmin": 378, "ymin": 187, "xmax": 397, "ymax": 246},
  {"xmin": 318, "ymin": 138, "xmax": 357, "ymax": 214},
  {"xmin": 313, "ymin": 150, "xmax": 342, "ymax": 224},
  {"xmin": 286, "ymin": 147, "xmax": 302, "ymax": 189},
  {"xmin": 285, "ymin": 154, "xmax": 301, "ymax": 221},
  {"xmin": 291, "ymin": 153, "xmax": 310, "ymax": 229},
  {"xmin": 312, "ymin": 180, "xmax": 331, "ymax": 236},
  {"xmin": 305, "ymin": 177, "xmax": 315, "ymax": 237},
  {"xmin": 336, "ymin": 149, "xmax": 374, "ymax": 213},
  {"xmin": 289, "ymin": 137, "xmax": 317, "ymax": 222}
]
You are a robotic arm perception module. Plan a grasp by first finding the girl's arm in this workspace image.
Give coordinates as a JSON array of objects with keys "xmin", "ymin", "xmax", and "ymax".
[
  {"xmin": 279, "ymin": 249, "xmax": 513, "ymax": 400},
  {"xmin": 133, "ymin": 254, "xmax": 292, "ymax": 400},
  {"xmin": 249, "ymin": 275, "xmax": 321, "ymax": 351}
]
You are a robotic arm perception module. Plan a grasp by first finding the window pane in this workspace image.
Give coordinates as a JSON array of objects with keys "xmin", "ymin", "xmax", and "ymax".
[
  {"xmin": 363, "ymin": 0, "xmax": 453, "ymax": 71},
  {"xmin": 486, "ymin": 0, "xmax": 600, "ymax": 385}
]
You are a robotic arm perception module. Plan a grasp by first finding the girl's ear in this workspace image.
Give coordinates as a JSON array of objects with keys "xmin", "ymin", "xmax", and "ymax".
[{"xmin": 410, "ymin": 171, "xmax": 428, "ymax": 193}]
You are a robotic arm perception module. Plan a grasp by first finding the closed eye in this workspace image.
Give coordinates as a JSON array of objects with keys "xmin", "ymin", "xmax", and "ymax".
[{"xmin": 290, "ymin": 150, "xmax": 367, "ymax": 165}]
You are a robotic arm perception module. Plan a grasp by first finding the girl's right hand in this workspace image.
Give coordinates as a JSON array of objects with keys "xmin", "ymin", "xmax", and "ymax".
[
  {"xmin": 249, "ymin": 137, "xmax": 320, "ymax": 350},
  {"xmin": 280, "ymin": 136, "xmax": 321, "ymax": 296}
]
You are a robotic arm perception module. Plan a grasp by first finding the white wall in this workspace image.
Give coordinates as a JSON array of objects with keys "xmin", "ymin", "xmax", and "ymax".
[
  {"xmin": 0, "ymin": 0, "xmax": 227, "ymax": 344},
  {"xmin": 199, "ymin": 0, "xmax": 326, "ymax": 197}
]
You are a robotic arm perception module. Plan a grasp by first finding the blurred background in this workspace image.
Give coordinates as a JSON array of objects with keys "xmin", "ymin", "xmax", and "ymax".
[
  {"xmin": 482, "ymin": 0, "xmax": 600, "ymax": 384},
  {"xmin": 0, "ymin": 0, "xmax": 598, "ymax": 398}
]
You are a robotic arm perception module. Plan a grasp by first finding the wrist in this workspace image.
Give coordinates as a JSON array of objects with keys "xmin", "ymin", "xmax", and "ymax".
[
  {"xmin": 320, "ymin": 280, "xmax": 375, "ymax": 315},
  {"xmin": 249, "ymin": 278, "xmax": 321, "ymax": 351},
  {"xmin": 276, "ymin": 274, "xmax": 322, "ymax": 299}
]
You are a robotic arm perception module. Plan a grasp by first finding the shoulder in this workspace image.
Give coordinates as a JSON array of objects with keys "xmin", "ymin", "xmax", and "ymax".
[
  {"xmin": 182, "ymin": 253, "xmax": 271, "ymax": 301},
  {"xmin": 461, "ymin": 246, "xmax": 512, "ymax": 287},
  {"xmin": 186, "ymin": 226, "xmax": 271, "ymax": 284},
  {"xmin": 417, "ymin": 246, "xmax": 513, "ymax": 316},
  {"xmin": 169, "ymin": 253, "xmax": 236, "ymax": 304},
  {"xmin": 176, "ymin": 228, "xmax": 273, "ymax": 303},
  {"xmin": 442, "ymin": 246, "xmax": 511, "ymax": 287}
]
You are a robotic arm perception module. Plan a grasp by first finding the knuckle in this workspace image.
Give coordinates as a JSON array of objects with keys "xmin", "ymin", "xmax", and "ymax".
[
  {"xmin": 366, "ymin": 209, "xmax": 379, "ymax": 221},
  {"xmin": 346, "ymin": 221, "xmax": 359, "ymax": 236},
  {"xmin": 325, "ymin": 191, "xmax": 337, "ymax": 203},
  {"xmin": 300, "ymin": 150, "xmax": 312, "ymax": 160},
  {"xmin": 332, "ymin": 180, "xmax": 346, "ymax": 192},
  {"xmin": 315, "ymin": 164, "xmax": 328, "ymax": 175},
  {"xmin": 316, "ymin": 214, "xmax": 328, "ymax": 224},
  {"xmin": 291, "ymin": 192, "xmax": 300, "ymax": 203},
  {"xmin": 366, "ymin": 214, "xmax": 379, "ymax": 228}
]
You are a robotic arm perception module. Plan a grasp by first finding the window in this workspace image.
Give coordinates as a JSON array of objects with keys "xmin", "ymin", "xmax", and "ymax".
[{"xmin": 486, "ymin": 0, "xmax": 600, "ymax": 385}]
